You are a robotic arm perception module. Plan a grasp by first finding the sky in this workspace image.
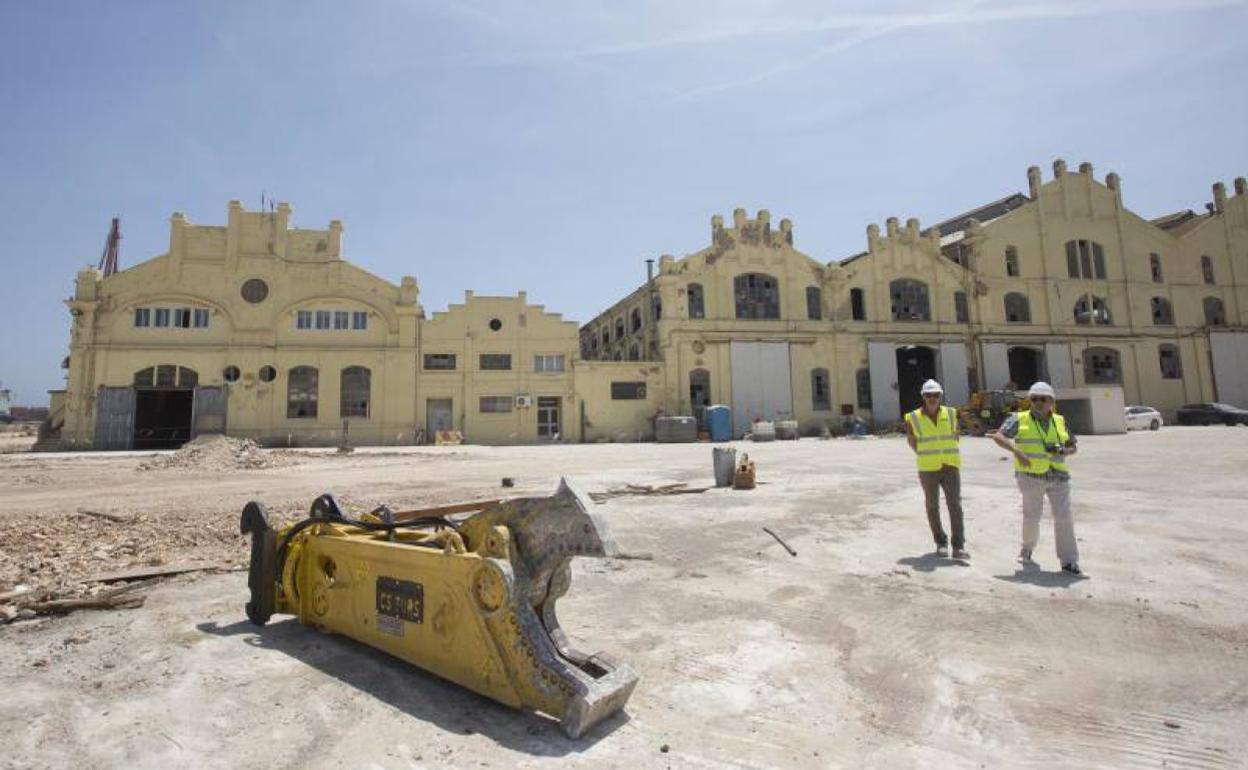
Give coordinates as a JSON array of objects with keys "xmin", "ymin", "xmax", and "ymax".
[{"xmin": 1, "ymin": 0, "xmax": 1246, "ymax": 404}]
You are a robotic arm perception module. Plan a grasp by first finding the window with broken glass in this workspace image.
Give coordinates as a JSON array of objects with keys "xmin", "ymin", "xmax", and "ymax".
[
  {"xmin": 340, "ymin": 366, "xmax": 370, "ymax": 418},
  {"xmin": 1158, "ymin": 345, "xmax": 1182, "ymax": 379},
  {"xmin": 889, "ymin": 279, "xmax": 930, "ymax": 321},
  {"xmin": 479, "ymin": 354, "xmax": 512, "ymax": 371},
  {"xmin": 1065, "ymin": 240, "xmax": 1107, "ymax": 279},
  {"xmin": 734, "ymin": 273, "xmax": 780, "ymax": 319},
  {"xmin": 287, "ymin": 366, "xmax": 319, "ymax": 418},
  {"xmin": 687, "ymin": 283, "xmax": 705, "ymax": 319}
]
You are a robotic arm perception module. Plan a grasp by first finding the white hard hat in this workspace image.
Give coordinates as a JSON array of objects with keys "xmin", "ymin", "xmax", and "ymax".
[
  {"xmin": 920, "ymin": 379, "xmax": 943, "ymax": 395},
  {"xmin": 1028, "ymin": 381, "xmax": 1056, "ymax": 398}
]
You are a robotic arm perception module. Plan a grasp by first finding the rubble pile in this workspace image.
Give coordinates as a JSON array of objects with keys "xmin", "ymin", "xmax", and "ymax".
[{"xmin": 137, "ymin": 435, "xmax": 294, "ymax": 472}]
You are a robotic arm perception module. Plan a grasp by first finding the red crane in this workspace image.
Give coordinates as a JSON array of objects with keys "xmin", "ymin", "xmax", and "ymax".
[{"xmin": 98, "ymin": 217, "xmax": 121, "ymax": 276}]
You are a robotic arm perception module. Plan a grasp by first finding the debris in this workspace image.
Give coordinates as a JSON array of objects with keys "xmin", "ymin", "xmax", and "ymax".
[
  {"xmin": 1164, "ymin": 720, "xmax": 1181, "ymax": 729},
  {"xmin": 762, "ymin": 527, "xmax": 797, "ymax": 557},
  {"xmin": 0, "ymin": 585, "xmax": 33, "ymax": 603},
  {"xmin": 613, "ymin": 551, "xmax": 654, "ymax": 561},
  {"xmin": 82, "ymin": 562, "xmax": 235, "ymax": 585},
  {"xmin": 660, "ymin": 744, "xmax": 670, "ymax": 753},
  {"xmin": 23, "ymin": 587, "xmax": 147, "ymax": 616},
  {"xmin": 137, "ymin": 435, "xmax": 293, "ymax": 472},
  {"xmin": 75, "ymin": 508, "xmax": 132, "ymax": 524},
  {"xmin": 501, "ymin": 477, "xmax": 515, "ymax": 487},
  {"xmin": 0, "ymin": 605, "xmax": 16, "ymax": 623},
  {"xmin": 733, "ymin": 454, "xmax": 756, "ymax": 490},
  {"xmin": 589, "ymin": 483, "xmax": 710, "ymax": 502}
]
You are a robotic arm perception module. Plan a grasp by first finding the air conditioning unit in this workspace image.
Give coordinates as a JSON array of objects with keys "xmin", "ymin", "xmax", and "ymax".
[{"xmin": 515, "ymin": 395, "xmax": 533, "ymax": 408}]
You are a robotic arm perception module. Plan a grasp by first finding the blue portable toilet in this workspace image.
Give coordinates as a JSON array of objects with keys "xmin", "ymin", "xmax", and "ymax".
[{"xmin": 706, "ymin": 405, "xmax": 732, "ymax": 442}]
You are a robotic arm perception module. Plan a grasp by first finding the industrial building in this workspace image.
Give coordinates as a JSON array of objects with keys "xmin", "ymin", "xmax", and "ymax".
[{"xmin": 47, "ymin": 160, "xmax": 1248, "ymax": 448}]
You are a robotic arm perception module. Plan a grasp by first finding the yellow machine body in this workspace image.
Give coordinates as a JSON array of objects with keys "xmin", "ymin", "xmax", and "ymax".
[{"xmin": 241, "ymin": 480, "xmax": 637, "ymax": 738}]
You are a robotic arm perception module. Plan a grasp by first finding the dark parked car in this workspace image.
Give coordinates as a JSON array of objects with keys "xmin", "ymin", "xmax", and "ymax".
[{"xmin": 1176, "ymin": 403, "xmax": 1248, "ymax": 426}]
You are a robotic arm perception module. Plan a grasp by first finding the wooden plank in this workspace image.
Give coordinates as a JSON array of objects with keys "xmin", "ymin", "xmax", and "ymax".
[
  {"xmin": 82, "ymin": 563, "xmax": 234, "ymax": 584},
  {"xmin": 391, "ymin": 499, "xmax": 502, "ymax": 522}
]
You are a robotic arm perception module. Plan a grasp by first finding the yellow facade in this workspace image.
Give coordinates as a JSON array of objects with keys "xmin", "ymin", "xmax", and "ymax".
[{"xmin": 52, "ymin": 160, "xmax": 1248, "ymax": 448}]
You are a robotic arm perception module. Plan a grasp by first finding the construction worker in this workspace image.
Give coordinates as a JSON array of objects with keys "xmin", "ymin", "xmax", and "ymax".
[
  {"xmin": 991, "ymin": 382, "xmax": 1082, "ymax": 575},
  {"xmin": 904, "ymin": 379, "xmax": 967, "ymax": 559}
]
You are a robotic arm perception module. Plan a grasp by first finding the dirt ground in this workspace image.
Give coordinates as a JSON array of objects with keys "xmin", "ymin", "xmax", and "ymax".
[{"xmin": 2, "ymin": 428, "xmax": 1246, "ymax": 769}]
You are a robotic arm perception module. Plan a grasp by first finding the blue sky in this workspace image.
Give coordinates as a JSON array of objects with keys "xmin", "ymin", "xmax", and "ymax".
[{"xmin": 2, "ymin": 0, "xmax": 1246, "ymax": 404}]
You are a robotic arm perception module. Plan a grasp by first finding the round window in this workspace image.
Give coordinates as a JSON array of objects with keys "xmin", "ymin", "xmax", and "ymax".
[
  {"xmin": 258, "ymin": 365, "xmax": 277, "ymax": 383},
  {"xmin": 488, "ymin": 318, "xmax": 502, "ymax": 331},
  {"xmin": 241, "ymin": 279, "xmax": 269, "ymax": 304},
  {"xmin": 223, "ymin": 365, "xmax": 241, "ymax": 383}
]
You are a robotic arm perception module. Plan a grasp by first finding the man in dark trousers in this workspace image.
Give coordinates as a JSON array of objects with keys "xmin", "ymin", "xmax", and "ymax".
[{"xmin": 904, "ymin": 379, "xmax": 968, "ymax": 559}]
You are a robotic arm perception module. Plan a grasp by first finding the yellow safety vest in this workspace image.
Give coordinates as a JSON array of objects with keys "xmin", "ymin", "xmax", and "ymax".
[
  {"xmin": 906, "ymin": 405, "xmax": 961, "ymax": 471},
  {"xmin": 1013, "ymin": 411, "xmax": 1071, "ymax": 476}
]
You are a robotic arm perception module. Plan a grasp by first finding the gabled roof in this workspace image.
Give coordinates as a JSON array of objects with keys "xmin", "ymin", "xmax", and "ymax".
[
  {"xmin": 1150, "ymin": 209, "xmax": 1211, "ymax": 236},
  {"xmin": 934, "ymin": 193, "xmax": 1030, "ymax": 236}
]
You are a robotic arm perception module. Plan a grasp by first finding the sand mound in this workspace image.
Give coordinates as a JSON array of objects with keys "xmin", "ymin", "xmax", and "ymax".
[{"xmin": 138, "ymin": 435, "xmax": 292, "ymax": 472}]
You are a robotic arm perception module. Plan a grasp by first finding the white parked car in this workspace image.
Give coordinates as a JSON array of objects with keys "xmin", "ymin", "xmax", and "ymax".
[{"xmin": 1124, "ymin": 405, "xmax": 1163, "ymax": 431}]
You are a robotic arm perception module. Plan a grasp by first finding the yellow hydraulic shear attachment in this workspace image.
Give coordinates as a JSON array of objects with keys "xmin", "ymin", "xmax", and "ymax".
[{"xmin": 240, "ymin": 479, "xmax": 638, "ymax": 738}]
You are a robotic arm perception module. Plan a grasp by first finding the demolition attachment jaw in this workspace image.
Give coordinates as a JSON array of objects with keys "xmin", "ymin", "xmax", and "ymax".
[{"xmin": 240, "ymin": 478, "xmax": 638, "ymax": 739}]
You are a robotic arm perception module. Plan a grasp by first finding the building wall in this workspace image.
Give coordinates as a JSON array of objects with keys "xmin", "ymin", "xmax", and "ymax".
[{"xmin": 572, "ymin": 361, "xmax": 665, "ymax": 442}]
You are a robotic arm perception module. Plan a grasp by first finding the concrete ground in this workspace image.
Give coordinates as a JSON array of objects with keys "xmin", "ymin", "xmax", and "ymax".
[{"xmin": 2, "ymin": 428, "xmax": 1247, "ymax": 769}]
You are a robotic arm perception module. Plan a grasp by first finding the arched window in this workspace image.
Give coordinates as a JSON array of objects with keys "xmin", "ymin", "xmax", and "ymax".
[
  {"xmin": 954, "ymin": 291, "xmax": 968, "ymax": 324},
  {"xmin": 287, "ymin": 366, "xmax": 319, "ymax": 418},
  {"xmin": 1202, "ymin": 255, "xmax": 1215, "ymax": 285},
  {"xmin": 1150, "ymin": 297, "xmax": 1174, "ymax": 325},
  {"xmin": 811, "ymin": 368, "xmax": 830, "ymax": 411},
  {"xmin": 1083, "ymin": 347, "xmax": 1121, "ymax": 384},
  {"xmin": 1004, "ymin": 292, "xmax": 1031, "ymax": 323},
  {"xmin": 651, "ymin": 295, "xmax": 662, "ymax": 321},
  {"xmin": 856, "ymin": 368, "xmax": 872, "ymax": 409},
  {"xmin": 340, "ymin": 366, "xmax": 370, "ymax": 418},
  {"xmin": 1204, "ymin": 296, "xmax": 1226, "ymax": 326},
  {"xmin": 630, "ymin": 307, "xmax": 642, "ymax": 333},
  {"xmin": 1158, "ymin": 344, "xmax": 1182, "ymax": 379},
  {"xmin": 613, "ymin": 350, "xmax": 623, "ymax": 361},
  {"xmin": 1149, "ymin": 253, "xmax": 1163, "ymax": 283},
  {"xmin": 1005, "ymin": 246, "xmax": 1020, "ymax": 277},
  {"xmin": 134, "ymin": 367, "xmax": 155, "ymax": 387},
  {"xmin": 850, "ymin": 288, "xmax": 866, "ymax": 321},
  {"xmin": 687, "ymin": 283, "xmax": 705, "ymax": 319},
  {"xmin": 806, "ymin": 287, "xmax": 823, "ymax": 320},
  {"xmin": 614, "ymin": 317, "xmax": 625, "ymax": 340},
  {"xmin": 1074, "ymin": 294, "xmax": 1112, "ymax": 325},
  {"xmin": 889, "ymin": 279, "xmax": 930, "ymax": 321},
  {"xmin": 628, "ymin": 343, "xmax": 640, "ymax": 361},
  {"xmin": 133, "ymin": 366, "xmax": 196, "ymax": 388},
  {"xmin": 734, "ymin": 273, "xmax": 780, "ymax": 319},
  {"xmin": 1065, "ymin": 239, "xmax": 1107, "ymax": 279}
]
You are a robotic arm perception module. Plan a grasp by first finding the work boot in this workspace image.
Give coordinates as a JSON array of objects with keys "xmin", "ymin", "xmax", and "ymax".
[
  {"xmin": 1061, "ymin": 563, "xmax": 1082, "ymax": 576},
  {"xmin": 936, "ymin": 545, "xmax": 949, "ymax": 558},
  {"xmin": 952, "ymin": 548, "xmax": 970, "ymax": 560}
]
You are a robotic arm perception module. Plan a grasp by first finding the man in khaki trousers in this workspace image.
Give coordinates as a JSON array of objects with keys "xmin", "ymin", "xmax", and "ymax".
[{"xmin": 991, "ymin": 382, "xmax": 1082, "ymax": 575}]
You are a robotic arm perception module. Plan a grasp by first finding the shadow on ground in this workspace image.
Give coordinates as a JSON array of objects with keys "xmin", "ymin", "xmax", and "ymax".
[
  {"xmin": 197, "ymin": 618, "xmax": 627, "ymax": 756},
  {"xmin": 897, "ymin": 554, "xmax": 971, "ymax": 572},
  {"xmin": 993, "ymin": 562, "xmax": 1089, "ymax": 588}
]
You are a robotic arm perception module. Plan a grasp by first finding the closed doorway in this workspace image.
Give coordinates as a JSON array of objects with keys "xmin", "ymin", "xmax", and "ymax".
[
  {"xmin": 426, "ymin": 399, "xmax": 453, "ymax": 436},
  {"xmin": 729, "ymin": 342, "xmax": 793, "ymax": 437},
  {"xmin": 537, "ymin": 397, "xmax": 561, "ymax": 439}
]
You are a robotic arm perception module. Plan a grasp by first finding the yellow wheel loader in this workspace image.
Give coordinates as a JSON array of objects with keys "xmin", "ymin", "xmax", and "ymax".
[{"xmin": 240, "ymin": 479, "xmax": 638, "ymax": 738}]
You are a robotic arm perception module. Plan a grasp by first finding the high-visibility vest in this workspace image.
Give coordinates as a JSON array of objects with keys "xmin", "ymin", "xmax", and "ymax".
[
  {"xmin": 905, "ymin": 405, "xmax": 961, "ymax": 471},
  {"xmin": 1013, "ymin": 410, "xmax": 1071, "ymax": 476}
]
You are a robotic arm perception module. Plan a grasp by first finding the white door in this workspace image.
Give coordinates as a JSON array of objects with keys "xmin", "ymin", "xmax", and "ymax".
[
  {"xmin": 867, "ymin": 341, "xmax": 900, "ymax": 423},
  {"xmin": 1045, "ymin": 343, "xmax": 1074, "ymax": 388},
  {"xmin": 730, "ymin": 342, "xmax": 793, "ymax": 437},
  {"xmin": 981, "ymin": 342, "xmax": 1010, "ymax": 390},
  {"xmin": 939, "ymin": 342, "xmax": 970, "ymax": 406}
]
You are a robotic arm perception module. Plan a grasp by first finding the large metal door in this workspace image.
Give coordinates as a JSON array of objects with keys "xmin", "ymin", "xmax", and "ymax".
[
  {"xmin": 981, "ymin": 342, "xmax": 1010, "ymax": 389},
  {"xmin": 1211, "ymin": 330, "xmax": 1248, "ymax": 405},
  {"xmin": 192, "ymin": 386, "xmax": 227, "ymax": 437},
  {"xmin": 426, "ymin": 399, "xmax": 453, "ymax": 435},
  {"xmin": 1044, "ymin": 343, "xmax": 1074, "ymax": 388},
  {"xmin": 93, "ymin": 386, "xmax": 135, "ymax": 450},
  {"xmin": 867, "ymin": 341, "xmax": 899, "ymax": 424},
  {"xmin": 730, "ymin": 342, "xmax": 793, "ymax": 437},
  {"xmin": 939, "ymin": 342, "xmax": 970, "ymax": 406}
]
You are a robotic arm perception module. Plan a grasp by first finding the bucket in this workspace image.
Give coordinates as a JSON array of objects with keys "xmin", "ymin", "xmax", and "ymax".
[{"xmin": 713, "ymin": 447, "xmax": 737, "ymax": 487}]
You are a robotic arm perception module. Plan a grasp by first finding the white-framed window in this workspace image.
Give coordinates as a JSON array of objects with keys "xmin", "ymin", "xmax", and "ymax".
[
  {"xmin": 333, "ymin": 311, "xmax": 349, "ymax": 330},
  {"xmin": 352, "ymin": 311, "xmax": 368, "ymax": 330},
  {"xmin": 296, "ymin": 310, "xmax": 312, "ymax": 329},
  {"xmin": 173, "ymin": 308, "xmax": 192, "ymax": 328},
  {"xmin": 134, "ymin": 308, "xmax": 151, "ymax": 327},
  {"xmin": 193, "ymin": 308, "xmax": 209, "ymax": 328},
  {"xmin": 154, "ymin": 308, "xmax": 170, "ymax": 327},
  {"xmin": 295, "ymin": 309, "xmax": 370, "ymax": 331},
  {"xmin": 479, "ymin": 396, "xmax": 513, "ymax": 413},
  {"xmin": 534, "ymin": 354, "xmax": 565, "ymax": 373},
  {"xmin": 315, "ymin": 310, "xmax": 331, "ymax": 330}
]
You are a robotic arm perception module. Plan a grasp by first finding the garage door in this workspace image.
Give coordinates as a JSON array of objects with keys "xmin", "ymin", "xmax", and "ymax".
[{"xmin": 730, "ymin": 342, "xmax": 793, "ymax": 437}]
